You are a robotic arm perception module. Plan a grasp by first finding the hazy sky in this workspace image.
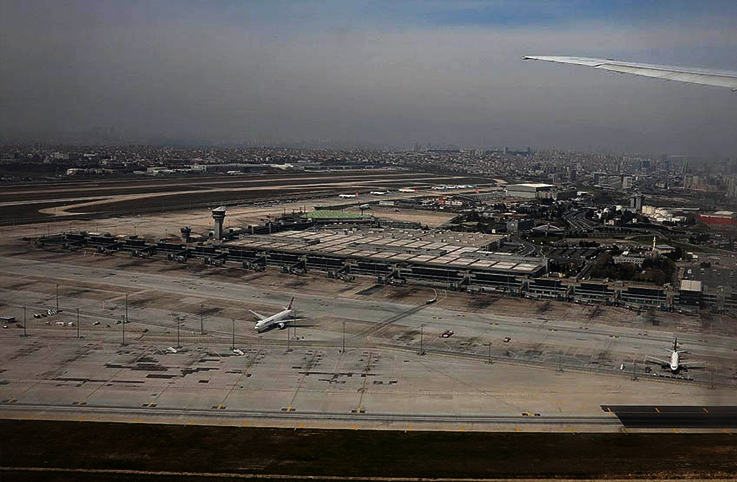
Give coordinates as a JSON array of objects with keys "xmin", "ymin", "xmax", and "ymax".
[{"xmin": 1, "ymin": 0, "xmax": 735, "ymax": 156}]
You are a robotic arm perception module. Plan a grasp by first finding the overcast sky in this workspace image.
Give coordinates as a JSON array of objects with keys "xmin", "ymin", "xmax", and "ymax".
[{"xmin": 1, "ymin": 0, "xmax": 735, "ymax": 157}]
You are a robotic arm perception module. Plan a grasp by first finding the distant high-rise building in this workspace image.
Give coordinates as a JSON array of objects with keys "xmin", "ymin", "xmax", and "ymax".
[
  {"xmin": 630, "ymin": 192, "xmax": 644, "ymax": 212},
  {"xmin": 727, "ymin": 177, "xmax": 737, "ymax": 198},
  {"xmin": 565, "ymin": 166, "xmax": 577, "ymax": 182},
  {"xmin": 621, "ymin": 176, "xmax": 633, "ymax": 190}
]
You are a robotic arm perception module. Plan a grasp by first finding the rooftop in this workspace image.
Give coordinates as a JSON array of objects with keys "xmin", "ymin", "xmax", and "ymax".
[{"xmin": 680, "ymin": 280, "xmax": 703, "ymax": 292}]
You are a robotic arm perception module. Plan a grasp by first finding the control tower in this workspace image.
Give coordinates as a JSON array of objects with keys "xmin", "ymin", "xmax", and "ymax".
[
  {"xmin": 180, "ymin": 226, "xmax": 192, "ymax": 243},
  {"xmin": 211, "ymin": 206, "xmax": 226, "ymax": 240}
]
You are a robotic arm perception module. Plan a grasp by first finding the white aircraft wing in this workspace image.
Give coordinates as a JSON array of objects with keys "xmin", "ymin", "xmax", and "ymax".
[
  {"xmin": 644, "ymin": 355, "xmax": 669, "ymax": 366},
  {"xmin": 682, "ymin": 361, "xmax": 707, "ymax": 370},
  {"xmin": 523, "ymin": 56, "xmax": 737, "ymax": 91},
  {"xmin": 249, "ymin": 310, "xmax": 268, "ymax": 321}
]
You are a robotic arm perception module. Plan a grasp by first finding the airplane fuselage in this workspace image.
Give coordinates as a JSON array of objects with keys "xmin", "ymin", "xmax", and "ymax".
[
  {"xmin": 669, "ymin": 350, "xmax": 680, "ymax": 373},
  {"xmin": 255, "ymin": 308, "xmax": 295, "ymax": 332}
]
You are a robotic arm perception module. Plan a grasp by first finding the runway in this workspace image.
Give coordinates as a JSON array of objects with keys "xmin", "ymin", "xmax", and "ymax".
[{"xmin": 602, "ymin": 405, "xmax": 737, "ymax": 428}]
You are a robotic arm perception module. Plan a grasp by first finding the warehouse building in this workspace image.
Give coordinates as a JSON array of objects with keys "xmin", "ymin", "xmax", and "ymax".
[{"xmin": 505, "ymin": 183, "xmax": 553, "ymax": 199}]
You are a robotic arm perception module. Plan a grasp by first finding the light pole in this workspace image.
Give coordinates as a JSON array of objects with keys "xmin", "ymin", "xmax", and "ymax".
[
  {"xmin": 487, "ymin": 342, "xmax": 492, "ymax": 364},
  {"xmin": 122, "ymin": 293, "xmax": 128, "ymax": 346},
  {"xmin": 76, "ymin": 307, "xmax": 80, "ymax": 339},
  {"xmin": 419, "ymin": 324, "xmax": 425, "ymax": 356},
  {"xmin": 56, "ymin": 284, "xmax": 59, "ymax": 311},
  {"xmin": 231, "ymin": 319, "xmax": 236, "ymax": 351},
  {"xmin": 176, "ymin": 315, "xmax": 181, "ymax": 348},
  {"xmin": 23, "ymin": 306, "xmax": 27, "ymax": 337},
  {"xmin": 286, "ymin": 326, "xmax": 291, "ymax": 352},
  {"xmin": 341, "ymin": 321, "xmax": 346, "ymax": 354},
  {"xmin": 200, "ymin": 304, "xmax": 204, "ymax": 335}
]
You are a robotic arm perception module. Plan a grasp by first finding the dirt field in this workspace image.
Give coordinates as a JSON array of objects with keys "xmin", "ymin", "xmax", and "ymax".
[{"xmin": 2, "ymin": 420, "xmax": 736, "ymax": 480}]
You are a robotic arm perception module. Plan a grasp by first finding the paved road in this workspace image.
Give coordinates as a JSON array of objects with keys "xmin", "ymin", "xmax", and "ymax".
[
  {"xmin": 1, "ymin": 401, "xmax": 621, "ymax": 427},
  {"xmin": 602, "ymin": 405, "xmax": 737, "ymax": 428}
]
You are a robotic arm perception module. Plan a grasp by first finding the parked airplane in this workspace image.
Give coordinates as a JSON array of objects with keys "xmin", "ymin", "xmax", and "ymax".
[
  {"xmin": 370, "ymin": 191, "xmax": 388, "ymax": 195},
  {"xmin": 359, "ymin": 203, "xmax": 371, "ymax": 210},
  {"xmin": 250, "ymin": 297, "xmax": 300, "ymax": 332},
  {"xmin": 646, "ymin": 338, "xmax": 705, "ymax": 373},
  {"xmin": 338, "ymin": 191, "xmax": 359, "ymax": 199},
  {"xmin": 523, "ymin": 56, "xmax": 737, "ymax": 91}
]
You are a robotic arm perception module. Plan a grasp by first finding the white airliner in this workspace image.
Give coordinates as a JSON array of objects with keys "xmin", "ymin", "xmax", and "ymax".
[
  {"xmin": 646, "ymin": 338, "xmax": 705, "ymax": 374},
  {"xmin": 250, "ymin": 297, "xmax": 300, "ymax": 332},
  {"xmin": 338, "ymin": 191, "xmax": 359, "ymax": 199},
  {"xmin": 523, "ymin": 56, "xmax": 737, "ymax": 91},
  {"xmin": 370, "ymin": 191, "xmax": 388, "ymax": 196}
]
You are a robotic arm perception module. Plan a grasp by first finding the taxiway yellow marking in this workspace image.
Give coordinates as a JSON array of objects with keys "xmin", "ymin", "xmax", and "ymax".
[
  {"xmin": 187, "ymin": 420, "xmax": 194, "ymax": 425},
  {"xmin": 703, "ymin": 407, "xmax": 709, "ymax": 413},
  {"xmin": 620, "ymin": 427, "xmax": 628, "ymax": 434},
  {"xmin": 672, "ymin": 428, "xmax": 678, "ymax": 433},
  {"xmin": 607, "ymin": 407, "xmax": 612, "ymax": 413},
  {"xmin": 78, "ymin": 416, "xmax": 85, "ymax": 422},
  {"xmin": 242, "ymin": 420, "xmax": 248, "ymax": 428},
  {"xmin": 722, "ymin": 429, "xmax": 730, "ymax": 435},
  {"xmin": 515, "ymin": 426, "xmax": 521, "ymax": 432},
  {"xmin": 297, "ymin": 422, "xmax": 303, "ymax": 429},
  {"xmin": 460, "ymin": 426, "xmax": 466, "ymax": 432},
  {"xmin": 568, "ymin": 426, "xmax": 575, "ymax": 433},
  {"xmin": 655, "ymin": 407, "xmax": 660, "ymax": 413},
  {"xmin": 352, "ymin": 424, "xmax": 359, "ymax": 430}
]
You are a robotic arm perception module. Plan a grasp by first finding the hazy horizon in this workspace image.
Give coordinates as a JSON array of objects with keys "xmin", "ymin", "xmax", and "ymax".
[{"xmin": 1, "ymin": 1, "xmax": 736, "ymax": 158}]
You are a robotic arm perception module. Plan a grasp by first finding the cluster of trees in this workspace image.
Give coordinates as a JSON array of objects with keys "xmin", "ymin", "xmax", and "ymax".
[{"xmin": 593, "ymin": 254, "xmax": 675, "ymax": 286}]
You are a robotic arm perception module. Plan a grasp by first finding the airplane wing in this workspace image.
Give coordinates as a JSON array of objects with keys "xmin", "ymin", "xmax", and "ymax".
[
  {"xmin": 522, "ymin": 56, "xmax": 737, "ymax": 91},
  {"xmin": 682, "ymin": 361, "xmax": 707, "ymax": 370},
  {"xmin": 644, "ymin": 355, "xmax": 669, "ymax": 366},
  {"xmin": 249, "ymin": 310, "xmax": 268, "ymax": 321}
]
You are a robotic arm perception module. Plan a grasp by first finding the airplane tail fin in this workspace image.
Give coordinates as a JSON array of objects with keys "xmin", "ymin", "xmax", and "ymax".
[{"xmin": 287, "ymin": 296, "xmax": 294, "ymax": 310}]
